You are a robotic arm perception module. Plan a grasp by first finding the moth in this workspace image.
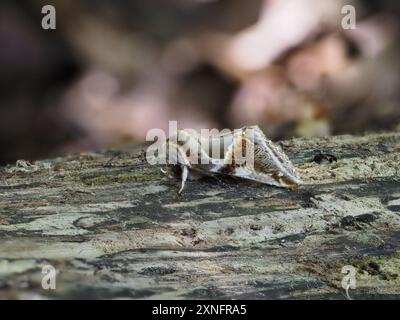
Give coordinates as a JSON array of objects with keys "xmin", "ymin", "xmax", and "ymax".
[{"xmin": 152, "ymin": 125, "xmax": 302, "ymax": 193}]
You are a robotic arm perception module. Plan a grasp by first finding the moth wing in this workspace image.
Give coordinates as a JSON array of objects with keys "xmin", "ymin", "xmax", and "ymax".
[
  {"xmin": 216, "ymin": 126, "xmax": 302, "ymax": 188},
  {"xmin": 250, "ymin": 126, "xmax": 302, "ymax": 187}
]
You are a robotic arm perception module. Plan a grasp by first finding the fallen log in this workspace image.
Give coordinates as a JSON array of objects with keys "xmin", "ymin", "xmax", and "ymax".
[{"xmin": 0, "ymin": 131, "xmax": 399, "ymax": 299}]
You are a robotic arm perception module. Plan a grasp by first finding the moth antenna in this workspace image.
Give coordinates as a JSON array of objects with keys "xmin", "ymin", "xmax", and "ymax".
[{"xmin": 178, "ymin": 165, "xmax": 189, "ymax": 194}]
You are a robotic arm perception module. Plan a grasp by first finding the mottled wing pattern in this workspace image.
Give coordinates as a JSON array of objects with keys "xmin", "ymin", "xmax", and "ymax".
[
  {"xmin": 216, "ymin": 126, "xmax": 302, "ymax": 188},
  {"xmin": 160, "ymin": 125, "xmax": 302, "ymax": 192},
  {"xmin": 244, "ymin": 126, "xmax": 302, "ymax": 188}
]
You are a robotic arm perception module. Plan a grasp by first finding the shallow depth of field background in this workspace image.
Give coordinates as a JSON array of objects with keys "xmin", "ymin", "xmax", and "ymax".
[{"xmin": 0, "ymin": 0, "xmax": 399, "ymax": 164}]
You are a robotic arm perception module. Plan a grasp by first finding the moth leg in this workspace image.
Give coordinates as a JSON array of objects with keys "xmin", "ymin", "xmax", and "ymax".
[{"xmin": 178, "ymin": 165, "xmax": 189, "ymax": 194}]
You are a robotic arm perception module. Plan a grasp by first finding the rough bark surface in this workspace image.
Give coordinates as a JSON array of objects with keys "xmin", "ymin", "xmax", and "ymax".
[{"xmin": 0, "ymin": 131, "xmax": 400, "ymax": 299}]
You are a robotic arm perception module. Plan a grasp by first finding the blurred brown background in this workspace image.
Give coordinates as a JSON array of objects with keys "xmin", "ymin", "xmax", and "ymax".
[{"xmin": 0, "ymin": 0, "xmax": 399, "ymax": 165}]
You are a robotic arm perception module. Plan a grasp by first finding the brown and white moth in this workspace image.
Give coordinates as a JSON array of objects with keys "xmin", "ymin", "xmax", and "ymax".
[{"xmin": 149, "ymin": 125, "xmax": 302, "ymax": 193}]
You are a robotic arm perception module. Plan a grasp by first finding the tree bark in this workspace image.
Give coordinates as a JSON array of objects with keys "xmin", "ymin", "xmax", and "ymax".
[{"xmin": 0, "ymin": 131, "xmax": 400, "ymax": 299}]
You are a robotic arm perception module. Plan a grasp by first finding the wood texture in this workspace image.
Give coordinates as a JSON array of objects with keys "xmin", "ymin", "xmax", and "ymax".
[{"xmin": 1, "ymin": 131, "xmax": 400, "ymax": 299}]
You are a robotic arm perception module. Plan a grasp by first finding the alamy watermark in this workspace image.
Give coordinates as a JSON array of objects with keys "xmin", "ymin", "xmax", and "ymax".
[
  {"xmin": 341, "ymin": 265, "xmax": 356, "ymax": 299},
  {"xmin": 39, "ymin": 4, "xmax": 356, "ymax": 32},
  {"xmin": 41, "ymin": 5, "xmax": 56, "ymax": 30},
  {"xmin": 41, "ymin": 264, "xmax": 56, "ymax": 290},
  {"xmin": 341, "ymin": 5, "xmax": 357, "ymax": 30},
  {"xmin": 145, "ymin": 121, "xmax": 256, "ymax": 168}
]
